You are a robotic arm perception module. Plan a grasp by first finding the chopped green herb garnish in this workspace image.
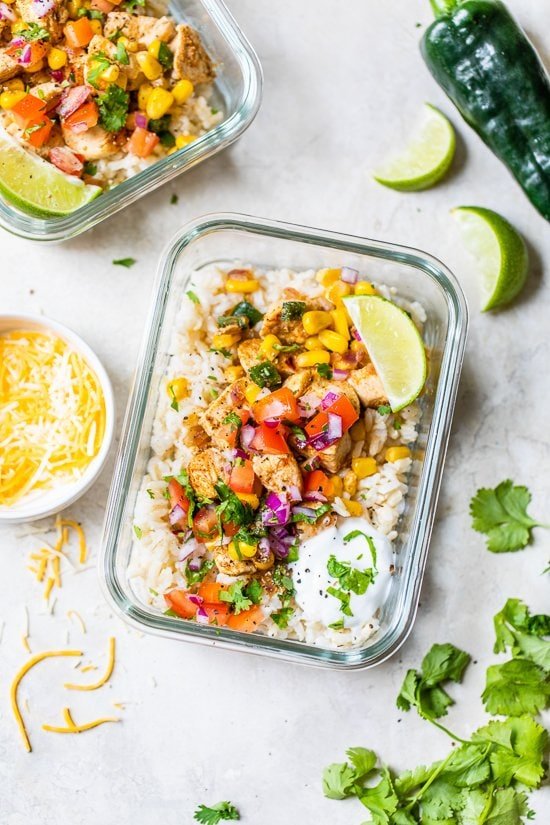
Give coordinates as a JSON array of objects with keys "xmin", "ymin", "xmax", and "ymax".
[
  {"xmin": 157, "ymin": 41, "xmax": 173, "ymax": 69},
  {"xmin": 164, "ymin": 608, "xmax": 179, "ymax": 618},
  {"xmin": 133, "ymin": 525, "xmax": 142, "ymax": 539},
  {"xmin": 168, "ymin": 384, "xmax": 179, "ymax": 412},
  {"xmin": 342, "ymin": 530, "xmax": 377, "ymax": 568},
  {"xmin": 327, "ymin": 554, "xmax": 374, "ymax": 595},
  {"xmin": 193, "ymin": 801, "xmax": 240, "ymax": 824},
  {"xmin": 98, "ymin": 83, "xmax": 130, "ymax": 132},
  {"xmin": 217, "ymin": 314, "xmax": 248, "ymax": 329},
  {"xmin": 219, "ymin": 581, "xmax": 253, "ymax": 614},
  {"xmin": 271, "ymin": 607, "xmax": 294, "ymax": 629},
  {"xmin": 170, "ymin": 194, "xmax": 179, "ymax": 205},
  {"xmin": 113, "ymin": 257, "xmax": 136, "ymax": 268},
  {"xmin": 377, "ymin": 404, "xmax": 392, "ymax": 415},
  {"xmin": 184, "ymin": 559, "xmax": 214, "ymax": 586},
  {"xmin": 328, "ymin": 619, "xmax": 345, "ymax": 630},
  {"xmin": 280, "ymin": 300, "xmax": 306, "ymax": 321},
  {"xmin": 83, "ymin": 161, "xmax": 97, "ymax": 176},
  {"xmin": 215, "ymin": 482, "xmax": 254, "ymax": 531},
  {"xmin": 326, "ymin": 585, "xmax": 353, "ymax": 617},
  {"xmin": 186, "ymin": 290, "xmax": 200, "ymax": 304},
  {"xmin": 115, "ymin": 40, "xmax": 129, "ymax": 65},
  {"xmin": 210, "ymin": 347, "xmax": 232, "ymax": 359},
  {"xmin": 273, "ymin": 343, "xmax": 300, "ymax": 353},
  {"xmin": 249, "ymin": 360, "xmax": 281, "ymax": 389},
  {"xmin": 148, "ymin": 113, "xmax": 174, "ymax": 147},
  {"xmin": 223, "ymin": 411, "xmax": 243, "ymax": 429},
  {"xmin": 291, "ymin": 503, "xmax": 332, "ymax": 524},
  {"xmin": 316, "ymin": 363, "xmax": 333, "ymax": 379},
  {"xmin": 146, "ymin": 489, "xmax": 155, "ymax": 499},
  {"xmin": 231, "ymin": 301, "xmax": 263, "ymax": 326},
  {"xmin": 245, "ymin": 579, "xmax": 263, "ymax": 605},
  {"xmin": 470, "ymin": 479, "xmax": 547, "ymax": 553},
  {"xmin": 87, "ymin": 52, "xmax": 112, "ymax": 89},
  {"xmin": 21, "ymin": 23, "xmax": 49, "ymax": 41}
]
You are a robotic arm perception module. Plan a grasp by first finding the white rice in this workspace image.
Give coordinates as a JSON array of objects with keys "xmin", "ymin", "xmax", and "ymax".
[{"xmin": 129, "ymin": 265, "xmax": 423, "ymax": 650}]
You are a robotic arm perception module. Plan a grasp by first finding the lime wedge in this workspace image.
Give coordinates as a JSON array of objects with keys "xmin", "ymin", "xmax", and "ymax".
[
  {"xmin": 452, "ymin": 206, "xmax": 528, "ymax": 312},
  {"xmin": 373, "ymin": 103, "xmax": 455, "ymax": 191},
  {"xmin": 343, "ymin": 295, "xmax": 427, "ymax": 412},
  {"xmin": 0, "ymin": 128, "xmax": 101, "ymax": 217}
]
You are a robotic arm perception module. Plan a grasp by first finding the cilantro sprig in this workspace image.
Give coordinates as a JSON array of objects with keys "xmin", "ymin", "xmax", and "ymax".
[
  {"xmin": 193, "ymin": 801, "xmax": 240, "ymax": 824},
  {"xmin": 470, "ymin": 480, "xmax": 547, "ymax": 553}
]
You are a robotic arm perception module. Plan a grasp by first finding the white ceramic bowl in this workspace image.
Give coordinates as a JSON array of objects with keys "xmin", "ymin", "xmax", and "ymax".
[{"xmin": 0, "ymin": 314, "xmax": 115, "ymax": 524}]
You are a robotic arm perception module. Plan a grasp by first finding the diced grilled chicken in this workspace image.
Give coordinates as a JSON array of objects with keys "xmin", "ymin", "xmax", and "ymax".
[
  {"xmin": 200, "ymin": 378, "xmax": 248, "ymax": 448},
  {"xmin": 296, "ymin": 501, "xmax": 337, "ymax": 541},
  {"xmin": 0, "ymin": 49, "xmax": 19, "ymax": 83},
  {"xmin": 62, "ymin": 124, "xmax": 118, "ymax": 160},
  {"xmin": 261, "ymin": 288, "xmax": 329, "ymax": 346},
  {"xmin": 348, "ymin": 364, "xmax": 388, "ymax": 408},
  {"xmin": 31, "ymin": 81, "xmax": 63, "ymax": 109},
  {"xmin": 103, "ymin": 12, "xmax": 176, "ymax": 49},
  {"xmin": 15, "ymin": 0, "xmax": 68, "ymax": 43},
  {"xmin": 87, "ymin": 34, "xmax": 117, "ymax": 61},
  {"xmin": 303, "ymin": 430, "xmax": 353, "ymax": 474},
  {"xmin": 251, "ymin": 454, "xmax": 303, "ymax": 500},
  {"xmin": 214, "ymin": 550, "xmax": 255, "ymax": 577},
  {"xmin": 283, "ymin": 369, "xmax": 313, "ymax": 397},
  {"xmin": 237, "ymin": 338, "xmax": 262, "ymax": 374},
  {"xmin": 188, "ymin": 447, "xmax": 228, "ymax": 500},
  {"xmin": 170, "ymin": 23, "xmax": 215, "ymax": 84}
]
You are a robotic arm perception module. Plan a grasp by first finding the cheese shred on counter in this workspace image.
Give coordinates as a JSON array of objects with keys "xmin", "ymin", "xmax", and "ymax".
[{"xmin": 0, "ymin": 330, "xmax": 105, "ymax": 507}]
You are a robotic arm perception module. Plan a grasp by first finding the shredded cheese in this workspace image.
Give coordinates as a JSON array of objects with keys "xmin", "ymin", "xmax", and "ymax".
[
  {"xmin": 0, "ymin": 330, "xmax": 106, "ymax": 507},
  {"xmin": 10, "ymin": 649, "xmax": 82, "ymax": 752},
  {"xmin": 42, "ymin": 706, "xmax": 119, "ymax": 735},
  {"xmin": 64, "ymin": 637, "xmax": 116, "ymax": 691},
  {"xmin": 67, "ymin": 609, "xmax": 86, "ymax": 634},
  {"xmin": 26, "ymin": 517, "xmax": 87, "ymax": 600}
]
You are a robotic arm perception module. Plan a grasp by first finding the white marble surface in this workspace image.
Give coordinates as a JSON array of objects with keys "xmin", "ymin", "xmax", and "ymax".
[{"xmin": 1, "ymin": 1, "xmax": 549, "ymax": 822}]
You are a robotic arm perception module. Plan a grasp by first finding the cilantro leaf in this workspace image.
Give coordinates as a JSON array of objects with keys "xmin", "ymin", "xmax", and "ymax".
[
  {"xmin": 397, "ymin": 643, "xmax": 471, "ymax": 722},
  {"xmin": 327, "ymin": 554, "xmax": 374, "ymax": 595},
  {"xmin": 244, "ymin": 578, "xmax": 263, "ymax": 605},
  {"xmin": 115, "ymin": 39, "xmax": 129, "ymax": 64},
  {"xmin": 493, "ymin": 598, "xmax": 550, "ymax": 672},
  {"xmin": 342, "ymin": 529, "xmax": 378, "ymax": 568},
  {"xmin": 482, "ymin": 659, "xmax": 550, "ymax": 716},
  {"xmin": 113, "ymin": 257, "xmax": 136, "ymax": 268},
  {"xmin": 21, "ymin": 22, "xmax": 49, "ymax": 41},
  {"xmin": 186, "ymin": 290, "xmax": 200, "ymax": 304},
  {"xmin": 470, "ymin": 480, "xmax": 545, "ymax": 552},
  {"xmin": 346, "ymin": 747, "xmax": 377, "ymax": 779},
  {"xmin": 316, "ymin": 363, "xmax": 332, "ymax": 379},
  {"xmin": 157, "ymin": 41, "xmax": 173, "ymax": 69},
  {"xmin": 219, "ymin": 582, "xmax": 252, "ymax": 614},
  {"xmin": 98, "ymin": 84, "xmax": 130, "ymax": 132},
  {"xmin": 472, "ymin": 715, "xmax": 548, "ymax": 789},
  {"xmin": 271, "ymin": 607, "xmax": 294, "ymax": 628},
  {"xmin": 193, "ymin": 801, "xmax": 240, "ymax": 823},
  {"xmin": 184, "ymin": 559, "xmax": 214, "ymax": 586},
  {"xmin": 357, "ymin": 767, "xmax": 399, "ymax": 822},
  {"xmin": 322, "ymin": 762, "xmax": 357, "ymax": 800},
  {"xmin": 87, "ymin": 52, "xmax": 111, "ymax": 88},
  {"xmin": 215, "ymin": 482, "xmax": 254, "ymax": 530},
  {"xmin": 377, "ymin": 404, "xmax": 392, "ymax": 415}
]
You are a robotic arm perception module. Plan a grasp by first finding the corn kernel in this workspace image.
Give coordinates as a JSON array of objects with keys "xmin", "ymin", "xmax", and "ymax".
[
  {"xmin": 0, "ymin": 90, "xmax": 26, "ymax": 110},
  {"xmin": 318, "ymin": 329, "xmax": 348, "ymax": 354},
  {"xmin": 352, "ymin": 456, "xmax": 378, "ymax": 479},
  {"xmin": 146, "ymin": 87, "xmax": 174, "ymax": 120},
  {"xmin": 345, "ymin": 500, "xmax": 363, "ymax": 517},
  {"xmin": 167, "ymin": 377, "xmax": 188, "ymax": 401},
  {"xmin": 253, "ymin": 551, "xmax": 275, "ymax": 571},
  {"xmin": 225, "ymin": 365, "xmax": 245, "ymax": 382},
  {"xmin": 295, "ymin": 350, "xmax": 331, "ymax": 368},
  {"xmin": 11, "ymin": 21, "xmax": 28, "ymax": 34},
  {"xmin": 386, "ymin": 446, "xmax": 411, "ymax": 463},
  {"xmin": 245, "ymin": 384, "xmax": 262, "ymax": 405},
  {"xmin": 212, "ymin": 332, "xmax": 240, "ymax": 350},
  {"xmin": 228, "ymin": 539, "xmax": 258, "ymax": 560},
  {"xmin": 235, "ymin": 493, "xmax": 260, "ymax": 509},
  {"xmin": 118, "ymin": 36, "xmax": 138, "ymax": 53},
  {"xmin": 175, "ymin": 133, "xmax": 195, "ymax": 148},
  {"xmin": 355, "ymin": 281, "xmax": 377, "ymax": 296},
  {"xmin": 27, "ymin": 59, "xmax": 44, "ymax": 73},
  {"xmin": 47, "ymin": 48, "xmax": 67, "ymax": 70},
  {"xmin": 316, "ymin": 267, "xmax": 341, "ymax": 287},
  {"xmin": 101, "ymin": 64, "xmax": 119, "ymax": 83},
  {"xmin": 302, "ymin": 310, "xmax": 332, "ymax": 335},
  {"xmin": 350, "ymin": 340, "xmax": 366, "ymax": 354},
  {"xmin": 136, "ymin": 51, "xmax": 162, "ymax": 81},
  {"xmin": 304, "ymin": 336, "xmax": 325, "ymax": 351},
  {"xmin": 116, "ymin": 73, "xmax": 128, "ymax": 90},
  {"xmin": 259, "ymin": 333, "xmax": 281, "ymax": 360},
  {"xmin": 325, "ymin": 280, "xmax": 352, "ymax": 307},
  {"xmin": 89, "ymin": 19, "xmax": 102, "ymax": 36},
  {"xmin": 2, "ymin": 0, "xmax": 15, "ymax": 4},
  {"xmin": 3, "ymin": 78, "xmax": 24, "ymax": 91},
  {"xmin": 343, "ymin": 470, "xmax": 358, "ymax": 496},
  {"xmin": 330, "ymin": 475, "xmax": 343, "ymax": 498},
  {"xmin": 225, "ymin": 277, "xmax": 260, "ymax": 294},
  {"xmin": 138, "ymin": 83, "xmax": 154, "ymax": 111},
  {"xmin": 172, "ymin": 78, "xmax": 194, "ymax": 105},
  {"xmin": 147, "ymin": 38, "xmax": 162, "ymax": 58},
  {"xmin": 330, "ymin": 308, "xmax": 350, "ymax": 340},
  {"xmin": 67, "ymin": 0, "xmax": 81, "ymax": 17},
  {"xmin": 350, "ymin": 420, "xmax": 366, "ymax": 442}
]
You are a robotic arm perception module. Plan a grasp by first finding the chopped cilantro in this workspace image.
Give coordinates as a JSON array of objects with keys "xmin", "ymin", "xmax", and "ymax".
[
  {"xmin": 470, "ymin": 480, "xmax": 546, "ymax": 553},
  {"xmin": 210, "ymin": 347, "xmax": 232, "ymax": 358},
  {"xmin": 133, "ymin": 525, "xmax": 142, "ymax": 539},
  {"xmin": 123, "ymin": 0, "xmax": 145, "ymax": 9},
  {"xmin": 148, "ymin": 113, "xmax": 174, "ymax": 147},
  {"xmin": 377, "ymin": 404, "xmax": 392, "ymax": 415},
  {"xmin": 291, "ymin": 503, "xmax": 332, "ymax": 524},
  {"xmin": 164, "ymin": 608, "xmax": 178, "ymax": 618},
  {"xmin": 167, "ymin": 383, "xmax": 179, "ymax": 411},
  {"xmin": 249, "ymin": 360, "xmax": 281, "ymax": 389},
  {"xmin": 115, "ymin": 40, "xmax": 129, "ymax": 65},
  {"xmin": 78, "ymin": 7, "xmax": 104, "ymax": 18},
  {"xmin": 215, "ymin": 482, "xmax": 254, "ymax": 530},
  {"xmin": 342, "ymin": 530, "xmax": 377, "ymax": 568},
  {"xmin": 217, "ymin": 314, "xmax": 248, "ymax": 329},
  {"xmin": 327, "ymin": 554, "xmax": 374, "ymax": 595},
  {"xmin": 113, "ymin": 257, "xmax": 136, "ymax": 268},
  {"xmin": 170, "ymin": 194, "xmax": 178, "ymax": 205},
  {"xmin": 280, "ymin": 300, "xmax": 306, "ymax": 321},
  {"xmin": 219, "ymin": 581, "xmax": 253, "ymax": 614},
  {"xmin": 21, "ymin": 23, "xmax": 49, "ymax": 41},
  {"xmin": 328, "ymin": 618, "xmax": 344, "ymax": 631},
  {"xmin": 223, "ymin": 411, "xmax": 243, "ymax": 429},
  {"xmin": 245, "ymin": 578, "xmax": 263, "ymax": 605},
  {"xmin": 271, "ymin": 607, "xmax": 294, "ymax": 629},
  {"xmin": 186, "ymin": 290, "xmax": 200, "ymax": 304},
  {"xmin": 184, "ymin": 559, "xmax": 214, "ymax": 586},
  {"xmin": 231, "ymin": 300, "xmax": 263, "ymax": 327},
  {"xmin": 326, "ymin": 585, "xmax": 353, "ymax": 617},
  {"xmin": 83, "ymin": 161, "xmax": 97, "ymax": 176},
  {"xmin": 273, "ymin": 343, "xmax": 300, "ymax": 353},
  {"xmin": 146, "ymin": 488, "xmax": 155, "ymax": 499},
  {"xmin": 397, "ymin": 643, "xmax": 471, "ymax": 722},
  {"xmin": 193, "ymin": 801, "xmax": 240, "ymax": 824},
  {"xmin": 98, "ymin": 84, "xmax": 130, "ymax": 132},
  {"xmin": 87, "ymin": 52, "xmax": 112, "ymax": 88},
  {"xmin": 316, "ymin": 363, "xmax": 333, "ymax": 379}
]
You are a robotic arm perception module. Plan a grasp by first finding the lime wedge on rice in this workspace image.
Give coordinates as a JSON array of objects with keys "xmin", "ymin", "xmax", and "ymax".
[
  {"xmin": 0, "ymin": 128, "xmax": 101, "ymax": 217},
  {"xmin": 452, "ymin": 206, "xmax": 528, "ymax": 312},
  {"xmin": 343, "ymin": 294, "xmax": 427, "ymax": 412},
  {"xmin": 373, "ymin": 103, "xmax": 456, "ymax": 191}
]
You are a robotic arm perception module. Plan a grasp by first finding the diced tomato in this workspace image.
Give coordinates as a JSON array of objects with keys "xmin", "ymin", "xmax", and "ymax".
[
  {"xmin": 304, "ymin": 469, "xmax": 333, "ymax": 498},
  {"xmin": 26, "ymin": 117, "xmax": 53, "ymax": 148},
  {"xmin": 203, "ymin": 604, "xmax": 229, "ymax": 626},
  {"xmin": 63, "ymin": 100, "xmax": 99, "ymax": 133},
  {"xmin": 6, "ymin": 42, "xmax": 46, "ymax": 65},
  {"xmin": 192, "ymin": 506, "xmax": 219, "ymax": 543},
  {"xmin": 227, "ymin": 605, "xmax": 264, "ymax": 633},
  {"xmin": 198, "ymin": 581, "xmax": 226, "ymax": 605},
  {"xmin": 222, "ymin": 520, "xmax": 240, "ymax": 538},
  {"xmin": 64, "ymin": 18, "xmax": 94, "ymax": 48},
  {"xmin": 167, "ymin": 478, "xmax": 190, "ymax": 530},
  {"xmin": 164, "ymin": 589, "xmax": 197, "ymax": 619},
  {"xmin": 127, "ymin": 126, "xmax": 159, "ymax": 158},
  {"xmin": 10, "ymin": 94, "xmax": 46, "ymax": 130},
  {"xmin": 90, "ymin": 0, "xmax": 115, "ymax": 10},
  {"xmin": 305, "ymin": 411, "xmax": 328, "ymax": 440},
  {"xmin": 49, "ymin": 146, "xmax": 84, "ymax": 177},
  {"xmin": 219, "ymin": 409, "xmax": 250, "ymax": 448},
  {"xmin": 329, "ymin": 394, "xmax": 359, "ymax": 431},
  {"xmin": 252, "ymin": 387, "xmax": 301, "ymax": 425},
  {"xmin": 250, "ymin": 422, "xmax": 290, "ymax": 455},
  {"xmin": 229, "ymin": 459, "xmax": 255, "ymax": 494}
]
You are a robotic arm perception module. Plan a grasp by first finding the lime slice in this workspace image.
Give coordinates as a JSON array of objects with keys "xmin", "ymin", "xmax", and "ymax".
[
  {"xmin": 0, "ymin": 128, "xmax": 101, "ymax": 217},
  {"xmin": 343, "ymin": 295, "xmax": 427, "ymax": 412},
  {"xmin": 373, "ymin": 103, "xmax": 455, "ymax": 191},
  {"xmin": 452, "ymin": 206, "xmax": 528, "ymax": 312}
]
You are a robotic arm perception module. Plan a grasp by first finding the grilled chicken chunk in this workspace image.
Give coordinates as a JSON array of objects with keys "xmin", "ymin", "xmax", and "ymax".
[
  {"xmin": 283, "ymin": 369, "xmax": 314, "ymax": 397},
  {"xmin": 170, "ymin": 23, "xmax": 215, "ymax": 84},
  {"xmin": 348, "ymin": 363, "xmax": 388, "ymax": 408},
  {"xmin": 252, "ymin": 454, "xmax": 303, "ymax": 500},
  {"xmin": 237, "ymin": 338, "xmax": 262, "ymax": 374},
  {"xmin": 296, "ymin": 501, "xmax": 337, "ymax": 541},
  {"xmin": 188, "ymin": 447, "xmax": 228, "ymax": 500},
  {"xmin": 15, "ymin": 0, "xmax": 68, "ymax": 42},
  {"xmin": 200, "ymin": 378, "xmax": 248, "ymax": 448},
  {"xmin": 62, "ymin": 124, "xmax": 118, "ymax": 160},
  {"xmin": 103, "ymin": 12, "xmax": 176, "ymax": 48},
  {"xmin": 261, "ymin": 288, "xmax": 330, "ymax": 345},
  {"xmin": 303, "ymin": 430, "xmax": 353, "ymax": 474},
  {"xmin": 0, "ymin": 49, "xmax": 19, "ymax": 83},
  {"xmin": 214, "ymin": 550, "xmax": 255, "ymax": 577}
]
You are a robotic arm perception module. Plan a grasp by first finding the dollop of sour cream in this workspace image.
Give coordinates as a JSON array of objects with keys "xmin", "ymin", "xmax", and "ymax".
[{"xmin": 289, "ymin": 517, "xmax": 394, "ymax": 630}]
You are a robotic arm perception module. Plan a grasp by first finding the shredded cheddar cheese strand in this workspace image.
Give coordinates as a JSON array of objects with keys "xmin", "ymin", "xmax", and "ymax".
[
  {"xmin": 64, "ymin": 637, "xmax": 115, "ymax": 691},
  {"xmin": 59, "ymin": 519, "xmax": 87, "ymax": 564},
  {"xmin": 67, "ymin": 609, "xmax": 86, "ymax": 633},
  {"xmin": 42, "ymin": 706, "xmax": 119, "ymax": 735},
  {"xmin": 0, "ymin": 330, "xmax": 105, "ymax": 507},
  {"xmin": 10, "ymin": 649, "xmax": 82, "ymax": 752}
]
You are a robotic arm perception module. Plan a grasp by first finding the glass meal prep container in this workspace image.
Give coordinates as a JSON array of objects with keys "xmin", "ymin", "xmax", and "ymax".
[
  {"xmin": 0, "ymin": 0, "xmax": 262, "ymax": 243},
  {"xmin": 100, "ymin": 213, "xmax": 468, "ymax": 670}
]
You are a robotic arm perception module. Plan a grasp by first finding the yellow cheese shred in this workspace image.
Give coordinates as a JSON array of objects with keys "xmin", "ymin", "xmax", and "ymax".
[
  {"xmin": 0, "ymin": 330, "xmax": 106, "ymax": 507},
  {"xmin": 59, "ymin": 519, "xmax": 88, "ymax": 564},
  {"xmin": 64, "ymin": 637, "xmax": 115, "ymax": 691},
  {"xmin": 42, "ymin": 706, "xmax": 119, "ymax": 735},
  {"xmin": 67, "ymin": 609, "xmax": 86, "ymax": 634},
  {"xmin": 10, "ymin": 649, "xmax": 82, "ymax": 752}
]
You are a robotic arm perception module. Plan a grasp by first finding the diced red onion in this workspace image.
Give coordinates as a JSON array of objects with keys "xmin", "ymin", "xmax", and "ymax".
[
  {"xmin": 169, "ymin": 503, "xmax": 185, "ymax": 525},
  {"xmin": 0, "ymin": 3, "xmax": 16, "ymax": 21},
  {"xmin": 32, "ymin": 0, "xmax": 55, "ymax": 16},
  {"xmin": 187, "ymin": 556, "xmax": 202, "ymax": 572},
  {"xmin": 264, "ymin": 419, "xmax": 279, "ymax": 429},
  {"xmin": 298, "ymin": 392, "xmax": 321, "ymax": 418},
  {"xmin": 49, "ymin": 146, "xmax": 83, "ymax": 176},
  {"xmin": 287, "ymin": 484, "xmax": 302, "ymax": 502},
  {"xmin": 18, "ymin": 44, "xmax": 31, "ymax": 66},
  {"xmin": 304, "ymin": 490, "xmax": 327, "ymax": 502},
  {"xmin": 234, "ymin": 448, "xmax": 248, "ymax": 460},
  {"xmin": 291, "ymin": 505, "xmax": 318, "ymax": 519},
  {"xmin": 321, "ymin": 391, "xmax": 341, "ymax": 410},
  {"xmin": 196, "ymin": 606, "xmax": 209, "ymax": 624},
  {"xmin": 135, "ymin": 112, "xmax": 148, "ymax": 129},
  {"xmin": 332, "ymin": 369, "xmax": 348, "ymax": 381},
  {"xmin": 262, "ymin": 492, "xmax": 290, "ymax": 525},
  {"xmin": 308, "ymin": 413, "xmax": 343, "ymax": 452},
  {"xmin": 188, "ymin": 594, "xmax": 203, "ymax": 607},
  {"xmin": 240, "ymin": 424, "xmax": 255, "ymax": 450},
  {"xmin": 176, "ymin": 541, "xmax": 196, "ymax": 563},
  {"xmin": 340, "ymin": 267, "xmax": 359, "ymax": 284},
  {"xmin": 50, "ymin": 69, "xmax": 64, "ymax": 83},
  {"xmin": 267, "ymin": 527, "xmax": 294, "ymax": 560},
  {"xmin": 352, "ymin": 328, "xmax": 362, "ymax": 341},
  {"xmin": 327, "ymin": 412, "xmax": 343, "ymax": 439},
  {"xmin": 56, "ymin": 85, "xmax": 90, "ymax": 119},
  {"xmin": 257, "ymin": 537, "xmax": 271, "ymax": 559}
]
